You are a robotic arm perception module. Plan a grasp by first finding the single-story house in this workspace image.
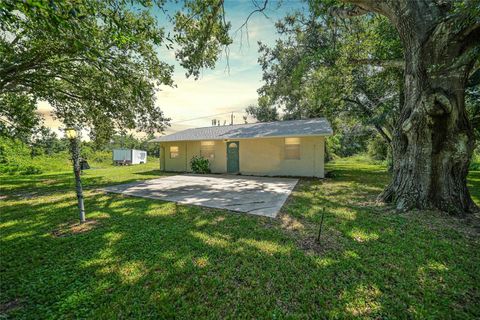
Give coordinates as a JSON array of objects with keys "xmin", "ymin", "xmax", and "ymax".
[{"xmin": 150, "ymin": 118, "xmax": 333, "ymax": 178}]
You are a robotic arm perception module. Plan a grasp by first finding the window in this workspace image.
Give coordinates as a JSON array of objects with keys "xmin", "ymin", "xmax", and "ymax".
[
  {"xmin": 284, "ymin": 137, "xmax": 300, "ymax": 160},
  {"xmin": 200, "ymin": 141, "xmax": 215, "ymax": 160},
  {"xmin": 170, "ymin": 146, "xmax": 179, "ymax": 159}
]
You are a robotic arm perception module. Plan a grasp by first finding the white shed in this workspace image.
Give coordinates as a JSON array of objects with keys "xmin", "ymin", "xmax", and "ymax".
[{"xmin": 113, "ymin": 149, "xmax": 147, "ymax": 165}]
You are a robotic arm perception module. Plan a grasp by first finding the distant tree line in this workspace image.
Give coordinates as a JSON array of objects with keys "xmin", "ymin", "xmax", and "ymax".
[{"xmin": 1, "ymin": 126, "xmax": 158, "ymax": 159}]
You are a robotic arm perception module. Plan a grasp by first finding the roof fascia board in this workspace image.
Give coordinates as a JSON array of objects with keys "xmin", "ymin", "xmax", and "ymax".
[{"xmin": 151, "ymin": 132, "xmax": 333, "ymax": 143}]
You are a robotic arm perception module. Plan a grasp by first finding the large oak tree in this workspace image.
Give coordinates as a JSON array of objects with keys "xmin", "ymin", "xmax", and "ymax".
[
  {"xmin": 336, "ymin": 0, "xmax": 480, "ymax": 214},
  {"xmin": 248, "ymin": 0, "xmax": 479, "ymax": 214}
]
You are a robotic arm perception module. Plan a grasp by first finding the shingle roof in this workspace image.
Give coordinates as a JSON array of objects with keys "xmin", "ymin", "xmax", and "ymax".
[{"xmin": 150, "ymin": 118, "xmax": 333, "ymax": 142}]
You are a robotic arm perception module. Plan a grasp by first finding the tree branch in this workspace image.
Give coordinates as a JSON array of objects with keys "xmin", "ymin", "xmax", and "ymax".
[
  {"xmin": 330, "ymin": 1, "xmax": 395, "ymax": 24},
  {"xmin": 344, "ymin": 97, "xmax": 392, "ymax": 144},
  {"xmin": 468, "ymin": 68, "xmax": 480, "ymax": 88},
  {"xmin": 350, "ymin": 58, "xmax": 404, "ymax": 69},
  {"xmin": 329, "ymin": 5, "xmax": 369, "ymax": 18},
  {"xmin": 235, "ymin": 0, "xmax": 268, "ymax": 32},
  {"xmin": 459, "ymin": 21, "xmax": 480, "ymax": 41}
]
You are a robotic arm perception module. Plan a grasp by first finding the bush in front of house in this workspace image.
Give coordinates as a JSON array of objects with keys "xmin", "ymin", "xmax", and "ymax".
[{"xmin": 190, "ymin": 155, "xmax": 211, "ymax": 174}]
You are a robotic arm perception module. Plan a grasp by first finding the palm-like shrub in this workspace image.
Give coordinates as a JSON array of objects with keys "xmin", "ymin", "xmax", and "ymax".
[{"xmin": 190, "ymin": 155, "xmax": 211, "ymax": 174}]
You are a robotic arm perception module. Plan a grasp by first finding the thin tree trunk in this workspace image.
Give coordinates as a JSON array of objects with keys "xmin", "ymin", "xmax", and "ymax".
[{"xmin": 70, "ymin": 137, "xmax": 86, "ymax": 223}]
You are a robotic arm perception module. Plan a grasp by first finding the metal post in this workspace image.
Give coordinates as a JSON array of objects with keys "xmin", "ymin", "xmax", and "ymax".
[
  {"xmin": 316, "ymin": 207, "xmax": 325, "ymax": 243},
  {"xmin": 70, "ymin": 137, "xmax": 86, "ymax": 223}
]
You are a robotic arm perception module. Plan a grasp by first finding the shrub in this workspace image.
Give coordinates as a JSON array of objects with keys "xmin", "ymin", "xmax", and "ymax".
[
  {"xmin": 0, "ymin": 137, "xmax": 35, "ymax": 174},
  {"xmin": 327, "ymin": 124, "xmax": 373, "ymax": 158},
  {"xmin": 470, "ymin": 151, "xmax": 480, "ymax": 171},
  {"xmin": 0, "ymin": 137, "xmax": 115, "ymax": 175},
  {"xmin": 368, "ymin": 135, "xmax": 389, "ymax": 161},
  {"xmin": 21, "ymin": 165, "xmax": 43, "ymax": 175},
  {"xmin": 81, "ymin": 146, "xmax": 111, "ymax": 164},
  {"xmin": 190, "ymin": 155, "xmax": 210, "ymax": 174}
]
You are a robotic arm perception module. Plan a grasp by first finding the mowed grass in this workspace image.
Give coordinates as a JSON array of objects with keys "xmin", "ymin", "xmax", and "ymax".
[
  {"xmin": 0, "ymin": 160, "xmax": 162, "ymax": 197},
  {"xmin": 1, "ymin": 157, "xmax": 479, "ymax": 318}
]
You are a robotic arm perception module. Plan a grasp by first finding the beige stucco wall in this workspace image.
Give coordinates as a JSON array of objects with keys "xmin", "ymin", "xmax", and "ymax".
[
  {"xmin": 160, "ymin": 140, "xmax": 226, "ymax": 173},
  {"xmin": 159, "ymin": 136, "xmax": 326, "ymax": 178}
]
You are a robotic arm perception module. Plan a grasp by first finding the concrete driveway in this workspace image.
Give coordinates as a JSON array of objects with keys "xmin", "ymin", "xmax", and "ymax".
[{"xmin": 102, "ymin": 174, "xmax": 298, "ymax": 218}]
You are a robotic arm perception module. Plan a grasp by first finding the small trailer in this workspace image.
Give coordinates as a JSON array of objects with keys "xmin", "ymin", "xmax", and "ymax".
[{"xmin": 113, "ymin": 149, "xmax": 147, "ymax": 165}]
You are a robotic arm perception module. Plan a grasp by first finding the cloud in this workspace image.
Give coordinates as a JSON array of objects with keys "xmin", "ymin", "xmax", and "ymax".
[
  {"xmin": 154, "ymin": 1, "xmax": 303, "ymax": 131},
  {"xmin": 156, "ymin": 72, "xmax": 259, "ymax": 130},
  {"xmin": 36, "ymin": 101, "xmax": 63, "ymax": 135}
]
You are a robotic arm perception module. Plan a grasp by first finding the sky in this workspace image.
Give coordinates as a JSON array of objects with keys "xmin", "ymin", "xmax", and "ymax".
[{"xmin": 38, "ymin": 0, "xmax": 306, "ymax": 137}]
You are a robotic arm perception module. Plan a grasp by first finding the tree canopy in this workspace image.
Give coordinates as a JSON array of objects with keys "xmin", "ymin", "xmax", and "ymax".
[
  {"xmin": 0, "ymin": 0, "xmax": 231, "ymax": 142},
  {"xmin": 249, "ymin": 6, "xmax": 404, "ymax": 146}
]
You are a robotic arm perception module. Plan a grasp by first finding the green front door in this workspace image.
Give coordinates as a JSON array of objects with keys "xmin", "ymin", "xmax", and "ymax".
[{"xmin": 226, "ymin": 141, "xmax": 239, "ymax": 174}]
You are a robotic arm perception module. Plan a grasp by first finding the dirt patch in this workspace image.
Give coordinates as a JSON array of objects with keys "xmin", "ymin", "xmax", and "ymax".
[
  {"xmin": 277, "ymin": 210, "xmax": 344, "ymax": 256},
  {"xmin": 0, "ymin": 298, "xmax": 23, "ymax": 314},
  {"xmin": 297, "ymin": 227, "xmax": 344, "ymax": 255},
  {"xmin": 20, "ymin": 191, "xmax": 40, "ymax": 199},
  {"xmin": 212, "ymin": 215, "xmax": 226, "ymax": 224},
  {"xmin": 280, "ymin": 214, "xmax": 305, "ymax": 231},
  {"xmin": 51, "ymin": 220, "xmax": 99, "ymax": 237},
  {"xmin": 41, "ymin": 179, "xmax": 59, "ymax": 185}
]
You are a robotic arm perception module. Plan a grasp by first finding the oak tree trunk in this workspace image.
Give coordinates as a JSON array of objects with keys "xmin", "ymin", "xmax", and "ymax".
[
  {"xmin": 377, "ymin": 4, "xmax": 478, "ymax": 214},
  {"xmin": 338, "ymin": 1, "xmax": 480, "ymax": 214},
  {"xmin": 379, "ymin": 70, "xmax": 477, "ymax": 214}
]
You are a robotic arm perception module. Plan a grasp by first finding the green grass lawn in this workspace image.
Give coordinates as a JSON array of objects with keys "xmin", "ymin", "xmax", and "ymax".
[
  {"xmin": 1, "ymin": 158, "xmax": 479, "ymax": 318},
  {"xmin": 0, "ymin": 160, "xmax": 162, "ymax": 197}
]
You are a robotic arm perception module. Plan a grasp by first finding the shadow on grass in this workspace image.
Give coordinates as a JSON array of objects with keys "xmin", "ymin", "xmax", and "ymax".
[
  {"xmin": 132, "ymin": 169, "xmax": 164, "ymax": 176},
  {"xmin": 2, "ymin": 185, "xmax": 480, "ymax": 318},
  {"xmin": 1, "ymin": 160, "xmax": 479, "ymax": 318},
  {"xmin": 0, "ymin": 169, "xmax": 166, "ymax": 198}
]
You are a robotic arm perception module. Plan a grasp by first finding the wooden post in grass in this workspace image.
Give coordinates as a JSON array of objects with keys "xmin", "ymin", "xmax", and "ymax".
[{"xmin": 316, "ymin": 207, "xmax": 325, "ymax": 244}]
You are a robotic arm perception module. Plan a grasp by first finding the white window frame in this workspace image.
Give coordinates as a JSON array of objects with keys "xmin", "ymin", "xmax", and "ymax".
[
  {"xmin": 169, "ymin": 146, "xmax": 179, "ymax": 159},
  {"xmin": 200, "ymin": 141, "xmax": 215, "ymax": 160},
  {"xmin": 284, "ymin": 137, "xmax": 300, "ymax": 160}
]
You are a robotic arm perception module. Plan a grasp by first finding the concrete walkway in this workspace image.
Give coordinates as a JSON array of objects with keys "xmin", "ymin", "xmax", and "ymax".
[{"xmin": 102, "ymin": 174, "xmax": 298, "ymax": 218}]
